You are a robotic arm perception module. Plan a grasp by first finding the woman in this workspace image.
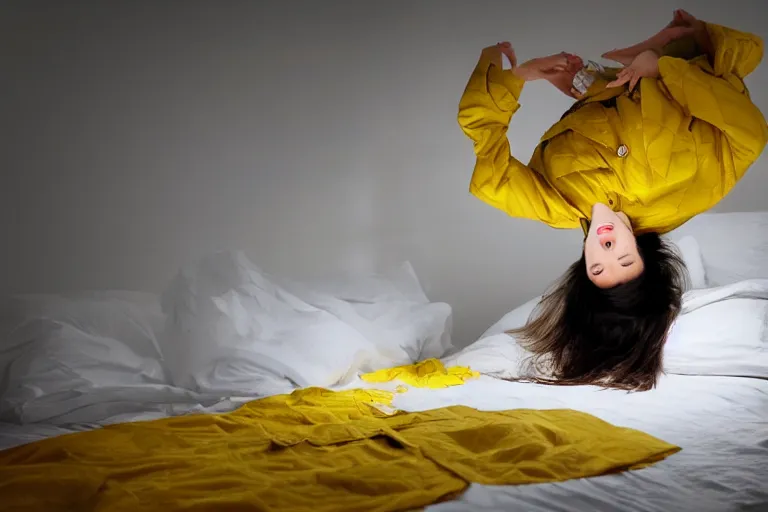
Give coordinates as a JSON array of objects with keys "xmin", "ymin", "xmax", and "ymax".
[{"xmin": 457, "ymin": 10, "xmax": 767, "ymax": 390}]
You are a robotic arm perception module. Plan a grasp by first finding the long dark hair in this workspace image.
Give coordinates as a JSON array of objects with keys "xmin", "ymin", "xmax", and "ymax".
[{"xmin": 507, "ymin": 233, "xmax": 688, "ymax": 391}]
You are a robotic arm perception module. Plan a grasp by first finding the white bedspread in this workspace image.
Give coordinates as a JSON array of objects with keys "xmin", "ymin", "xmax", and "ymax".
[{"xmin": 1, "ymin": 372, "xmax": 765, "ymax": 512}]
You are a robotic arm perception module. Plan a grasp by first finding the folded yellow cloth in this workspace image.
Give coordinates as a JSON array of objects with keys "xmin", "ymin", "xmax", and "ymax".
[
  {"xmin": 361, "ymin": 358, "xmax": 480, "ymax": 388},
  {"xmin": 0, "ymin": 386, "xmax": 680, "ymax": 512}
]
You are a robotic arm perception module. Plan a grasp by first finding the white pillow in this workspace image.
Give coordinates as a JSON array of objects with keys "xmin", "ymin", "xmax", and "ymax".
[
  {"xmin": 671, "ymin": 235, "xmax": 707, "ymax": 289},
  {"xmin": 670, "ymin": 211, "xmax": 768, "ymax": 286},
  {"xmin": 160, "ymin": 251, "xmax": 452, "ymax": 395},
  {"xmin": 1, "ymin": 291, "xmax": 164, "ymax": 359},
  {"xmin": 0, "ymin": 319, "xmax": 167, "ymax": 424},
  {"xmin": 664, "ymin": 279, "xmax": 768, "ymax": 378},
  {"xmin": 0, "ymin": 291, "xmax": 176, "ymax": 425},
  {"xmin": 442, "ymin": 333, "xmax": 536, "ymax": 380},
  {"xmin": 446, "ymin": 297, "xmax": 543, "ymax": 380},
  {"xmin": 279, "ymin": 261, "xmax": 453, "ymax": 360}
]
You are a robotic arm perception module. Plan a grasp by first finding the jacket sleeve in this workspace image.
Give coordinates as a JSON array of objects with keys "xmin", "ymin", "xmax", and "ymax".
[
  {"xmin": 705, "ymin": 22, "xmax": 764, "ymax": 80},
  {"xmin": 657, "ymin": 22, "xmax": 768, "ymax": 178},
  {"xmin": 457, "ymin": 46, "xmax": 579, "ymax": 229}
]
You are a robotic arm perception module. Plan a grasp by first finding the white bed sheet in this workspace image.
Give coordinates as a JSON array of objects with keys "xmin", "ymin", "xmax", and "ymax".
[
  {"xmin": 404, "ymin": 375, "xmax": 768, "ymax": 512},
  {"xmin": 1, "ymin": 372, "xmax": 765, "ymax": 512}
]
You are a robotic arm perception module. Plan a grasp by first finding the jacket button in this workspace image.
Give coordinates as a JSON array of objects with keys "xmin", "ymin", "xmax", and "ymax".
[{"xmin": 617, "ymin": 144, "xmax": 629, "ymax": 158}]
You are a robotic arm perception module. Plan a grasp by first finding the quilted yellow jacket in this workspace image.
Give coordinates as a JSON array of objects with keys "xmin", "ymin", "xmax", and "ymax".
[{"xmin": 458, "ymin": 22, "xmax": 768, "ymax": 234}]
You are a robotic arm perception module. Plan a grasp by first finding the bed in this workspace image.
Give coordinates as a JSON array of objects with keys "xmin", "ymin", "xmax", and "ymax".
[{"xmin": 1, "ymin": 211, "xmax": 767, "ymax": 511}]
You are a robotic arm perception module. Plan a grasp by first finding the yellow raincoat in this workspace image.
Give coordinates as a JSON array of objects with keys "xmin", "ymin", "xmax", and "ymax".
[
  {"xmin": 458, "ymin": 22, "xmax": 767, "ymax": 234},
  {"xmin": 0, "ymin": 378, "xmax": 680, "ymax": 512}
]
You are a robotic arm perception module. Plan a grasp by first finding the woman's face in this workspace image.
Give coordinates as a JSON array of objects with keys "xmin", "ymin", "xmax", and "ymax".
[{"xmin": 584, "ymin": 203, "xmax": 644, "ymax": 288}]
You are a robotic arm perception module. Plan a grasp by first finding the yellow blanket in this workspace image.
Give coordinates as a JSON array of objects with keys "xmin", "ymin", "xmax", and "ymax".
[{"xmin": 0, "ymin": 363, "xmax": 680, "ymax": 512}]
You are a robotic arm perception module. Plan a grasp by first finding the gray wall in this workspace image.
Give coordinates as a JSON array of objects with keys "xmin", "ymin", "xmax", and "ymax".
[{"xmin": 3, "ymin": 0, "xmax": 767, "ymax": 346}]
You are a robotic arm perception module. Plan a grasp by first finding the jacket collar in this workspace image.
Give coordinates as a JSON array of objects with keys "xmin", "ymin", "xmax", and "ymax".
[{"xmin": 580, "ymin": 218, "xmax": 590, "ymax": 237}]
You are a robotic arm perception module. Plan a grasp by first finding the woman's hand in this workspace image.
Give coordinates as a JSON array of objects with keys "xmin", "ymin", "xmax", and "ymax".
[
  {"xmin": 490, "ymin": 42, "xmax": 582, "ymax": 82},
  {"xmin": 489, "ymin": 43, "xmax": 583, "ymax": 98},
  {"xmin": 494, "ymin": 41, "xmax": 517, "ymax": 68},
  {"xmin": 514, "ymin": 51, "xmax": 583, "ymax": 82},
  {"xmin": 605, "ymin": 49, "xmax": 660, "ymax": 90}
]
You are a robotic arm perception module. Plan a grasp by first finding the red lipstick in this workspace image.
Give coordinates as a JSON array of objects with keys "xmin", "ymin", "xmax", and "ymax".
[{"xmin": 596, "ymin": 224, "xmax": 614, "ymax": 235}]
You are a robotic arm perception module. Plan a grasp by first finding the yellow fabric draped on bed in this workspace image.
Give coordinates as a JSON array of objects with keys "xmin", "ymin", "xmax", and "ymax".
[
  {"xmin": 360, "ymin": 357, "xmax": 481, "ymax": 387},
  {"xmin": 0, "ymin": 364, "xmax": 680, "ymax": 512}
]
